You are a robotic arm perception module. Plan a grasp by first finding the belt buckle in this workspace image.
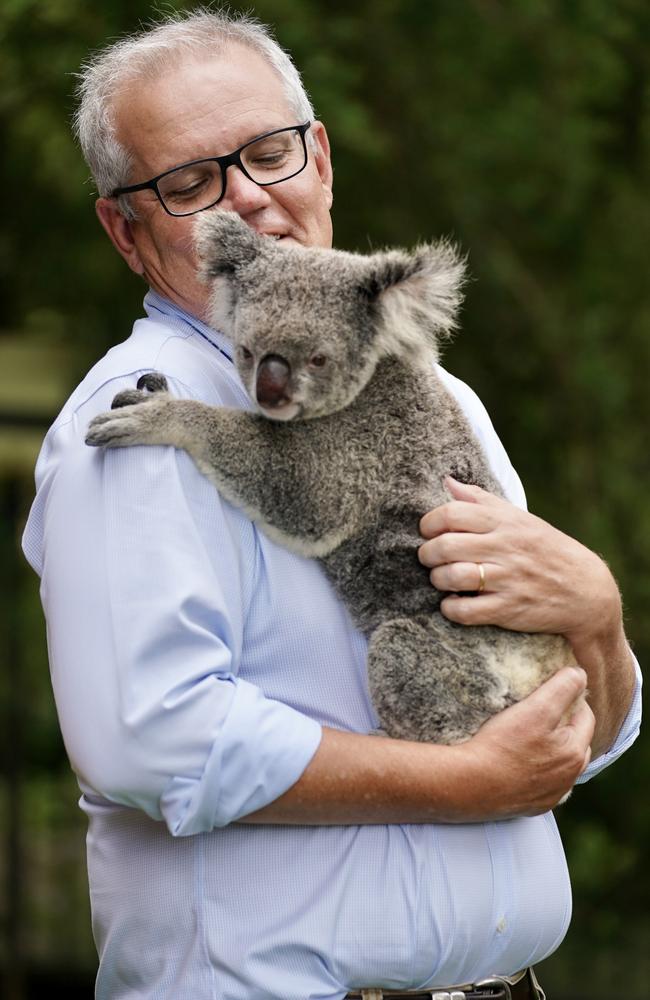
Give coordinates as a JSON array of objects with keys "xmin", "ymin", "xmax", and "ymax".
[{"xmin": 474, "ymin": 976, "xmax": 512, "ymax": 999}]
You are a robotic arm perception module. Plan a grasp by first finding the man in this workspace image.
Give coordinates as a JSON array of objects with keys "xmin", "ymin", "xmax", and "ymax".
[{"xmin": 22, "ymin": 9, "xmax": 640, "ymax": 1000}]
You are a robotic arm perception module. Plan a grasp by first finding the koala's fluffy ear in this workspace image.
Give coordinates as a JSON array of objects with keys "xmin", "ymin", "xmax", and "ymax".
[
  {"xmin": 193, "ymin": 209, "xmax": 268, "ymax": 279},
  {"xmin": 194, "ymin": 210, "xmax": 273, "ymax": 335},
  {"xmin": 360, "ymin": 241, "xmax": 466, "ymax": 359}
]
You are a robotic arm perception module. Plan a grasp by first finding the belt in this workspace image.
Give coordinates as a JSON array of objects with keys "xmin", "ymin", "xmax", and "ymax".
[{"xmin": 345, "ymin": 967, "xmax": 545, "ymax": 1000}]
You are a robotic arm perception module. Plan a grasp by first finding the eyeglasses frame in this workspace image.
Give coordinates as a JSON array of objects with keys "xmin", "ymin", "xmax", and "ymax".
[{"xmin": 111, "ymin": 121, "xmax": 313, "ymax": 217}]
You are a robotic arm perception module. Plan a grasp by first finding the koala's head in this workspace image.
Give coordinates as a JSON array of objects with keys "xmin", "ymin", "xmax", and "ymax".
[{"xmin": 195, "ymin": 210, "xmax": 465, "ymax": 421}]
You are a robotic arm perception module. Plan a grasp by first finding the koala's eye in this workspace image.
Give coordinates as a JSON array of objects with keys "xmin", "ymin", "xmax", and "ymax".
[
  {"xmin": 309, "ymin": 354, "xmax": 328, "ymax": 368},
  {"xmin": 239, "ymin": 346, "xmax": 253, "ymax": 362}
]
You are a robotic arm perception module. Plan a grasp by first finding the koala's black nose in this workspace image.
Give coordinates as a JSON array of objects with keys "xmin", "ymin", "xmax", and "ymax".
[{"xmin": 256, "ymin": 354, "xmax": 291, "ymax": 408}]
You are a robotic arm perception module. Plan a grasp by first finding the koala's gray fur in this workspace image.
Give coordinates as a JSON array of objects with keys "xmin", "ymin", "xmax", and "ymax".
[{"xmin": 86, "ymin": 210, "xmax": 575, "ymax": 744}]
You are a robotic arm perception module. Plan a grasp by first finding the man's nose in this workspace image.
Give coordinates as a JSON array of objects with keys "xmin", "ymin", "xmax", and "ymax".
[
  {"xmin": 256, "ymin": 354, "xmax": 291, "ymax": 408},
  {"xmin": 220, "ymin": 164, "xmax": 273, "ymax": 214}
]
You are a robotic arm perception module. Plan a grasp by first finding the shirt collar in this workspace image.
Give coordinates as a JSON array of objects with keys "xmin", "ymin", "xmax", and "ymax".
[{"xmin": 144, "ymin": 289, "xmax": 234, "ymax": 364}]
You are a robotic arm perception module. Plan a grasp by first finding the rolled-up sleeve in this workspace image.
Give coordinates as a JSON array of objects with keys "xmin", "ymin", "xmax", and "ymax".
[
  {"xmin": 24, "ymin": 378, "xmax": 322, "ymax": 834},
  {"xmin": 576, "ymin": 649, "xmax": 642, "ymax": 783}
]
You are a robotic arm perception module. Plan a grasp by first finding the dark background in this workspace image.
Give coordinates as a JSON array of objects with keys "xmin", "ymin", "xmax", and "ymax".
[{"xmin": 1, "ymin": 1, "xmax": 648, "ymax": 996}]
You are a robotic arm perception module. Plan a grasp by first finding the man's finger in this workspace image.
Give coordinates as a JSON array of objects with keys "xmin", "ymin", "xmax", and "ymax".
[
  {"xmin": 444, "ymin": 477, "xmax": 508, "ymax": 506},
  {"xmin": 429, "ymin": 560, "xmax": 500, "ymax": 594},
  {"xmin": 419, "ymin": 528, "xmax": 500, "ymax": 567},
  {"xmin": 566, "ymin": 698, "xmax": 596, "ymax": 745},
  {"xmin": 419, "ymin": 501, "xmax": 497, "ymax": 540},
  {"xmin": 438, "ymin": 592, "xmax": 501, "ymax": 626}
]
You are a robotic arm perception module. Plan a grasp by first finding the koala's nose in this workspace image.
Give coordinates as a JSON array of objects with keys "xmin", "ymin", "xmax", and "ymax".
[{"xmin": 256, "ymin": 354, "xmax": 292, "ymax": 408}]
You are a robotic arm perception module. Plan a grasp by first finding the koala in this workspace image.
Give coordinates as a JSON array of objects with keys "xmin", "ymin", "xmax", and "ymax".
[{"xmin": 86, "ymin": 210, "xmax": 576, "ymax": 744}]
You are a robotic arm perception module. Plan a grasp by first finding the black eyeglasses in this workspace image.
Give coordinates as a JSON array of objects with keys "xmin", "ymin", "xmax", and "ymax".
[{"xmin": 111, "ymin": 122, "xmax": 313, "ymax": 217}]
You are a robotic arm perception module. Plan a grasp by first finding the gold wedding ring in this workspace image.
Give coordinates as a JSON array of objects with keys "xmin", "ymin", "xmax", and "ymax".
[{"xmin": 477, "ymin": 562, "xmax": 486, "ymax": 593}]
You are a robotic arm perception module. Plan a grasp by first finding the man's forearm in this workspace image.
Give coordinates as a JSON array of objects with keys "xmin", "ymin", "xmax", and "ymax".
[
  {"xmin": 243, "ymin": 727, "xmax": 476, "ymax": 825},
  {"xmin": 566, "ymin": 577, "xmax": 636, "ymax": 758},
  {"xmin": 243, "ymin": 666, "xmax": 593, "ymax": 825}
]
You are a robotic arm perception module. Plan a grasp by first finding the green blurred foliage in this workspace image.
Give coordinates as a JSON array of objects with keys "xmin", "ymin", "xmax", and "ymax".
[{"xmin": 2, "ymin": 0, "xmax": 648, "ymax": 992}]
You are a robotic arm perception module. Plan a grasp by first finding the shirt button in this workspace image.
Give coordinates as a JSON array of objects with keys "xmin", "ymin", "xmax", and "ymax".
[{"xmin": 496, "ymin": 916, "xmax": 507, "ymax": 933}]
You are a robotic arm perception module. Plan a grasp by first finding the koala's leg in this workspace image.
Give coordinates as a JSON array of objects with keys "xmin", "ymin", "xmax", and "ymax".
[{"xmin": 366, "ymin": 616, "xmax": 512, "ymax": 745}]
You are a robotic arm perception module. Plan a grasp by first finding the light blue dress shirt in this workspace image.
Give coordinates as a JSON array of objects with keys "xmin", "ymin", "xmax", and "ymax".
[{"xmin": 23, "ymin": 290, "xmax": 641, "ymax": 999}]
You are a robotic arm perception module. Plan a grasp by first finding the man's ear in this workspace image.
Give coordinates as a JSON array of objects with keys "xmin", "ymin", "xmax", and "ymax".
[
  {"xmin": 360, "ymin": 242, "xmax": 466, "ymax": 358},
  {"xmin": 95, "ymin": 198, "xmax": 145, "ymax": 276},
  {"xmin": 310, "ymin": 120, "xmax": 334, "ymax": 209}
]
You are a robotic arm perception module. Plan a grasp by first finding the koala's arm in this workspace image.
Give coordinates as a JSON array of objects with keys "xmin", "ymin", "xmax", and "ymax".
[{"xmin": 86, "ymin": 394, "xmax": 371, "ymax": 557}]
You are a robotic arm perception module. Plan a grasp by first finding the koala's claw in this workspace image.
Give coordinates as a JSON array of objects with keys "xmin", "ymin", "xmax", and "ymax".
[
  {"xmin": 111, "ymin": 389, "xmax": 147, "ymax": 409},
  {"xmin": 111, "ymin": 372, "xmax": 169, "ymax": 409},
  {"xmin": 137, "ymin": 372, "xmax": 168, "ymax": 393},
  {"xmin": 85, "ymin": 396, "xmax": 172, "ymax": 448},
  {"xmin": 86, "ymin": 407, "xmax": 140, "ymax": 447},
  {"xmin": 86, "ymin": 367, "xmax": 174, "ymax": 448}
]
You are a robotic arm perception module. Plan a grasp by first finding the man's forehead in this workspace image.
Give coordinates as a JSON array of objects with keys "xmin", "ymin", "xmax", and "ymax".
[{"xmin": 112, "ymin": 45, "xmax": 295, "ymax": 174}]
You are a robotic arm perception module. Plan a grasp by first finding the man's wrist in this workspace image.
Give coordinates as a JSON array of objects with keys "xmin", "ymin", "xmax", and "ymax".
[
  {"xmin": 562, "ymin": 562, "xmax": 635, "ymax": 759},
  {"xmin": 563, "ymin": 554, "xmax": 622, "ymax": 651}
]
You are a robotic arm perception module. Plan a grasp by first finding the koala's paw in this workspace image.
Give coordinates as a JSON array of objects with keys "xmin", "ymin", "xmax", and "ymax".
[
  {"xmin": 85, "ymin": 396, "xmax": 173, "ymax": 449},
  {"xmin": 111, "ymin": 372, "xmax": 169, "ymax": 409}
]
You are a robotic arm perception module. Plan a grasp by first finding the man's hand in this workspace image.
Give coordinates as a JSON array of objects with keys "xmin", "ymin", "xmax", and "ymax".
[
  {"xmin": 418, "ymin": 477, "xmax": 617, "ymax": 640},
  {"xmin": 418, "ymin": 477, "xmax": 635, "ymax": 757},
  {"xmin": 462, "ymin": 666, "xmax": 594, "ymax": 817}
]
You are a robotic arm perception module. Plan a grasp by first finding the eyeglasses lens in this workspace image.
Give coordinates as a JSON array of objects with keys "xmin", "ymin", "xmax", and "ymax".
[
  {"xmin": 158, "ymin": 161, "xmax": 222, "ymax": 216},
  {"xmin": 241, "ymin": 129, "xmax": 306, "ymax": 184}
]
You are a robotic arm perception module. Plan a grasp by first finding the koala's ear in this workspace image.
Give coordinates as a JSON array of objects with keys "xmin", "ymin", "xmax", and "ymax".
[
  {"xmin": 193, "ymin": 209, "xmax": 268, "ymax": 280},
  {"xmin": 360, "ymin": 241, "xmax": 466, "ymax": 358}
]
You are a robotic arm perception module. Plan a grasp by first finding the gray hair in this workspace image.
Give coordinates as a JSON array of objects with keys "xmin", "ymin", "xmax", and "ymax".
[{"xmin": 73, "ymin": 7, "xmax": 316, "ymax": 218}]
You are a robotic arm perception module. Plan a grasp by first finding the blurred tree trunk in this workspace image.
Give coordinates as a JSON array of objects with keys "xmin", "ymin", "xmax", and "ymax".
[{"xmin": 2, "ymin": 478, "xmax": 26, "ymax": 1000}]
